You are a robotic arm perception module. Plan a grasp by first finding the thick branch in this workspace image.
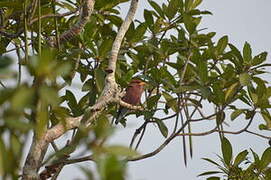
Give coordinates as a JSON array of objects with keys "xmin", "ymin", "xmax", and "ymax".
[{"xmin": 106, "ymin": 0, "xmax": 139, "ymax": 79}]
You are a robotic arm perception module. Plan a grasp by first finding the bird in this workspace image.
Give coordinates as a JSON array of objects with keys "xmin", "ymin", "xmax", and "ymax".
[{"xmin": 115, "ymin": 79, "xmax": 146, "ymax": 125}]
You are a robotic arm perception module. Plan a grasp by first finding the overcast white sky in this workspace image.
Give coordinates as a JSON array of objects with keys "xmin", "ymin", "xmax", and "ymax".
[{"xmin": 59, "ymin": 0, "xmax": 271, "ymax": 179}]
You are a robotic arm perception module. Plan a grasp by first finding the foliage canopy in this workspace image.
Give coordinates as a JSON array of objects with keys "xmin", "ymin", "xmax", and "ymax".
[{"xmin": 0, "ymin": 0, "xmax": 270, "ymax": 179}]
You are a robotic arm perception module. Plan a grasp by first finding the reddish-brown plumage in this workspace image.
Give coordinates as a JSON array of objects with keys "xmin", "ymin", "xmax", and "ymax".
[
  {"xmin": 115, "ymin": 79, "xmax": 146, "ymax": 124},
  {"xmin": 122, "ymin": 79, "xmax": 145, "ymax": 105}
]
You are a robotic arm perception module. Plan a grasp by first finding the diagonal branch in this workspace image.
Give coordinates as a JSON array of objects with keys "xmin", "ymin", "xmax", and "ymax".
[{"xmin": 49, "ymin": 0, "xmax": 95, "ymax": 47}]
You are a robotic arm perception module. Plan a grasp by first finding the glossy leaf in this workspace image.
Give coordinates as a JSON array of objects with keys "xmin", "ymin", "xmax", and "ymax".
[
  {"xmin": 221, "ymin": 137, "xmax": 232, "ymax": 166},
  {"xmin": 156, "ymin": 119, "xmax": 168, "ymax": 138}
]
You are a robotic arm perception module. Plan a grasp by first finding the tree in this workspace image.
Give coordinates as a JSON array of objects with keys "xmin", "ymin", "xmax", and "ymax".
[{"xmin": 0, "ymin": 0, "xmax": 270, "ymax": 179}]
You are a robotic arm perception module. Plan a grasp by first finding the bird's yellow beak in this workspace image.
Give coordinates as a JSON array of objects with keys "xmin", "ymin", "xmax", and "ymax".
[{"xmin": 139, "ymin": 81, "xmax": 146, "ymax": 86}]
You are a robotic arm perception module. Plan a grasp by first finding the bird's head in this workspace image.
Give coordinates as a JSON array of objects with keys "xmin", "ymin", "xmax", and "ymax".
[{"xmin": 128, "ymin": 79, "xmax": 146, "ymax": 91}]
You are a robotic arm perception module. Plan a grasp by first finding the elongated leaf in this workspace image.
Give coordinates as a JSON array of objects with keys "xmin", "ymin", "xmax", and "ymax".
[
  {"xmin": 130, "ymin": 23, "xmax": 147, "ymax": 43},
  {"xmin": 233, "ymin": 150, "xmax": 248, "ymax": 166},
  {"xmin": 103, "ymin": 145, "xmax": 139, "ymax": 157},
  {"xmin": 260, "ymin": 147, "xmax": 271, "ymax": 169},
  {"xmin": 144, "ymin": 10, "xmax": 154, "ymax": 26},
  {"xmin": 192, "ymin": 0, "xmax": 203, "ymax": 9},
  {"xmin": 221, "ymin": 137, "xmax": 232, "ymax": 166},
  {"xmin": 99, "ymin": 38, "xmax": 114, "ymax": 58},
  {"xmin": 252, "ymin": 52, "xmax": 268, "ymax": 66},
  {"xmin": 147, "ymin": 94, "xmax": 161, "ymax": 109},
  {"xmin": 156, "ymin": 119, "xmax": 168, "ymax": 138},
  {"xmin": 198, "ymin": 171, "xmax": 222, "ymax": 177},
  {"xmin": 239, "ymin": 73, "xmax": 251, "ymax": 86},
  {"xmin": 94, "ymin": 68, "xmax": 105, "ymax": 93},
  {"xmin": 216, "ymin": 36, "xmax": 228, "ymax": 55},
  {"xmin": 243, "ymin": 42, "xmax": 252, "ymax": 62},
  {"xmin": 225, "ymin": 82, "xmax": 239, "ymax": 102},
  {"xmin": 148, "ymin": 0, "xmax": 164, "ymax": 18},
  {"xmin": 207, "ymin": 177, "xmax": 220, "ymax": 180},
  {"xmin": 231, "ymin": 109, "xmax": 245, "ymax": 121},
  {"xmin": 166, "ymin": 0, "xmax": 180, "ymax": 19},
  {"xmin": 202, "ymin": 158, "xmax": 220, "ymax": 167}
]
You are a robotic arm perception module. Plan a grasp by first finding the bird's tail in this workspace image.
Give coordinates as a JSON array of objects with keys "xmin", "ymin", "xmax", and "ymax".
[{"xmin": 115, "ymin": 107, "xmax": 129, "ymax": 124}]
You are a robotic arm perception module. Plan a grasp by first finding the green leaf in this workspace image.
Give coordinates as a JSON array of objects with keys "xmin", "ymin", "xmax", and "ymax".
[
  {"xmin": 99, "ymin": 38, "xmax": 114, "ymax": 58},
  {"xmin": 121, "ymin": 69, "xmax": 134, "ymax": 85},
  {"xmin": 94, "ymin": 68, "xmax": 106, "ymax": 93},
  {"xmin": 198, "ymin": 171, "xmax": 222, "ymax": 177},
  {"xmin": 156, "ymin": 119, "xmax": 168, "ymax": 138},
  {"xmin": 166, "ymin": 0, "xmax": 180, "ymax": 19},
  {"xmin": 261, "ymin": 110, "xmax": 271, "ymax": 129},
  {"xmin": 144, "ymin": 10, "xmax": 154, "ymax": 26},
  {"xmin": 250, "ymin": 93, "xmax": 258, "ymax": 104},
  {"xmin": 162, "ymin": 92, "xmax": 177, "ymax": 112},
  {"xmin": 10, "ymin": 86, "xmax": 34, "ymax": 111},
  {"xmin": 239, "ymin": 73, "xmax": 251, "ymax": 86},
  {"xmin": 225, "ymin": 82, "xmax": 239, "ymax": 102},
  {"xmin": 216, "ymin": 36, "xmax": 228, "ymax": 55},
  {"xmin": 148, "ymin": 0, "xmax": 165, "ymax": 18},
  {"xmin": 5, "ymin": 119, "xmax": 33, "ymax": 132},
  {"xmin": 198, "ymin": 59, "xmax": 208, "ymax": 83},
  {"xmin": 39, "ymin": 86, "xmax": 59, "ymax": 107},
  {"xmin": 221, "ymin": 137, "xmax": 232, "ymax": 166},
  {"xmin": 130, "ymin": 23, "xmax": 147, "ymax": 43},
  {"xmin": 82, "ymin": 79, "xmax": 93, "ymax": 92},
  {"xmin": 147, "ymin": 94, "xmax": 161, "ymax": 109},
  {"xmin": 185, "ymin": 0, "xmax": 194, "ymax": 11},
  {"xmin": 183, "ymin": 14, "xmax": 196, "ymax": 34},
  {"xmin": 202, "ymin": 158, "xmax": 220, "ymax": 166},
  {"xmin": 229, "ymin": 44, "xmax": 243, "ymax": 62},
  {"xmin": 95, "ymin": 0, "xmax": 129, "ymax": 10},
  {"xmin": 103, "ymin": 145, "xmax": 139, "ymax": 157},
  {"xmin": 233, "ymin": 150, "xmax": 248, "ymax": 166},
  {"xmin": 243, "ymin": 42, "xmax": 252, "ymax": 62},
  {"xmin": 231, "ymin": 109, "xmax": 245, "ymax": 121},
  {"xmin": 96, "ymin": 154, "xmax": 126, "ymax": 180},
  {"xmin": 192, "ymin": 0, "xmax": 203, "ymax": 9},
  {"xmin": 260, "ymin": 147, "xmax": 271, "ymax": 169},
  {"xmin": 250, "ymin": 148, "xmax": 260, "ymax": 163},
  {"xmin": 207, "ymin": 177, "xmax": 220, "ymax": 180},
  {"xmin": 252, "ymin": 52, "xmax": 268, "ymax": 66},
  {"xmin": 0, "ymin": 56, "xmax": 13, "ymax": 69},
  {"xmin": 65, "ymin": 90, "xmax": 82, "ymax": 116}
]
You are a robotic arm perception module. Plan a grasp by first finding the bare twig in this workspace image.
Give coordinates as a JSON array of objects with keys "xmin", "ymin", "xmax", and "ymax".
[
  {"xmin": 177, "ymin": 111, "xmax": 256, "ymax": 137},
  {"xmin": 128, "ymin": 120, "xmax": 190, "ymax": 161},
  {"xmin": 245, "ymin": 130, "xmax": 270, "ymax": 140}
]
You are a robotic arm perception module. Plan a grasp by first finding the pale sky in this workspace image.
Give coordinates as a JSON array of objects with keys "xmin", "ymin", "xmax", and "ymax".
[{"xmin": 58, "ymin": 0, "xmax": 271, "ymax": 179}]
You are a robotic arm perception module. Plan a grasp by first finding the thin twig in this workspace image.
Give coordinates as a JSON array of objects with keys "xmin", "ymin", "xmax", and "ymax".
[
  {"xmin": 128, "ymin": 120, "xmax": 189, "ymax": 161},
  {"xmin": 245, "ymin": 130, "xmax": 270, "ymax": 140}
]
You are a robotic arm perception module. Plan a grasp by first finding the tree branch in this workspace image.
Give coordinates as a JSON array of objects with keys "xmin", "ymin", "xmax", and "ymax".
[
  {"xmin": 22, "ymin": 0, "xmax": 139, "ymax": 178},
  {"xmin": 49, "ymin": 0, "xmax": 95, "ymax": 47}
]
